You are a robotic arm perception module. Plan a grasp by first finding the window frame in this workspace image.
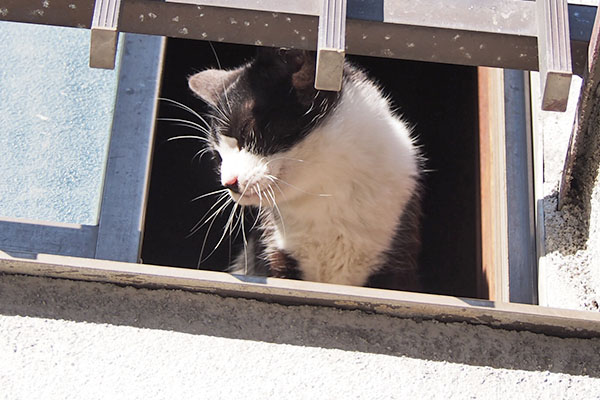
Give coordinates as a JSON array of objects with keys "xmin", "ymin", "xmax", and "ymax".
[
  {"xmin": 0, "ymin": 31, "xmax": 163, "ymax": 262},
  {"xmin": 1, "ymin": 0, "xmax": 599, "ymax": 339}
]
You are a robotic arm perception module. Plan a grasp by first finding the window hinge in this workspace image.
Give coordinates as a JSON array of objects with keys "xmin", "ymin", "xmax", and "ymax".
[
  {"xmin": 537, "ymin": 0, "xmax": 573, "ymax": 112},
  {"xmin": 90, "ymin": 0, "xmax": 122, "ymax": 69},
  {"xmin": 315, "ymin": 0, "xmax": 346, "ymax": 91}
]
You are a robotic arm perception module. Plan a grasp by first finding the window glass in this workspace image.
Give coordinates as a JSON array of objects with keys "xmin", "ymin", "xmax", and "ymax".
[{"xmin": 0, "ymin": 21, "xmax": 121, "ymax": 225}]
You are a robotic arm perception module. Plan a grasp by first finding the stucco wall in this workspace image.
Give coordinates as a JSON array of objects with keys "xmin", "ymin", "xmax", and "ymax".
[
  {"xmin": 589, "ymin": 183, "xmax": 600, "ymax": 306},
  {"xmin": 536, "ymin": 71, "xmax": 600, "ymax": 311},
  {"xmin": 1, "ymin": 273, "xmax": 600, "ymax": 399}
]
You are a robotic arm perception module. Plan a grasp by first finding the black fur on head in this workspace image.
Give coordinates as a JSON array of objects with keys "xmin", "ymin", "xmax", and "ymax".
[{"xmin": 188, "ymin": 47, "xmax": 340, "ymax": 155}]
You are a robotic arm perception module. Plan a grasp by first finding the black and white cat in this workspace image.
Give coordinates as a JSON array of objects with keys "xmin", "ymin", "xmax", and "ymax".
[{"xmin": 188, "ymin": 48, "xmax": 422, "ymax": 291}]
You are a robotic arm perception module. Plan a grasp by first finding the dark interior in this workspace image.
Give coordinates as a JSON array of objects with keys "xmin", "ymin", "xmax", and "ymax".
[{"xmin": 141, "ymin": 38, "xmax": 481, "ymax": 298}]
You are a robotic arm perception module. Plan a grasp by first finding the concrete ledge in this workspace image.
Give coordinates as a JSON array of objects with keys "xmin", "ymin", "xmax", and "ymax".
[{"xmin": 1, "ymin": 251, "xmax": 599, "ymax": 339}]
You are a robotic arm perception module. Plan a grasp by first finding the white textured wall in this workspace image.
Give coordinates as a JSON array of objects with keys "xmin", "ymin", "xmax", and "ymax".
[
  {"xmin": 588, "ymin": 182, "xmax": 600, "ymax": 307},
  {"xmin": 1, "ymin": 273, "xmax": 600, "ymax": 399},
  {"xmin": 533, "ymin": 71, "xmax": 600, "ymax": 311}
]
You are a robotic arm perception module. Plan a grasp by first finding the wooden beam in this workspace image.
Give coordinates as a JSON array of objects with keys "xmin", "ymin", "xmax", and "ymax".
[{"xmin": 478, "ymin": 67, "xmax": 509, "ymax": 302}]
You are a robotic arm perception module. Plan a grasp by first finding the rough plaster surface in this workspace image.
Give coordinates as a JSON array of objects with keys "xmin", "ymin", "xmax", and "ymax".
[
  {"xmin": 1, "ymin": 273, "xmax": 600, "ymax": 399},
  {"xmin": 536, "ymin": 0, "xmax": 600, "ymax": 311},
  {"xmin": 534, "ymin": 71, "xmax": 600, "ymax": 312}
]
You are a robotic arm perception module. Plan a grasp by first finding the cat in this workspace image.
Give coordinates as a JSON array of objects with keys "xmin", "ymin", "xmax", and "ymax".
[{"xmin": 187, "ymin": 48, "xmax": 422, "ymax": 291}]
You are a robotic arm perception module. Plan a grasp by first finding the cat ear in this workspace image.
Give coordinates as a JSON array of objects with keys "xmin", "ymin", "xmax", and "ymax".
[
  {"xmin": 188, "ymin": 69, "xmax": 240, "ymax": 107},
  {"xmin": 254, "ymin": 48, "xmax": 317, "ymax": 106},
  {"xmin": 285, "ymin": 49, "xmax": 317, "ymax": 93},
  {"xmin": 255, "ymin": 48, "xmax": 316, "ymax": 90},
  {"xmin": 255, "ymin": 48, "xmax": 302, "ymax": 72}
]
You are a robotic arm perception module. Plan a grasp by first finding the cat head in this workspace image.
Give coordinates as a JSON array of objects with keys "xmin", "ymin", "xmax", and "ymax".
[{"xmin": 188, "ymin": 48, "xmax": 338, "ymax": 205}]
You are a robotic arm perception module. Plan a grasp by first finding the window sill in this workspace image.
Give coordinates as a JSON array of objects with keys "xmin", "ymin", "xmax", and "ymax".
[{"xmin": 1, "ymin": 251, "xmax": 599, "ymax": 339}]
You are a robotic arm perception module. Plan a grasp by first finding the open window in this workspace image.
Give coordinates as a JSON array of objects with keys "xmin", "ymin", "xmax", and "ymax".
[
  {"xmin": 1, "ymin": 0, "xmax": 599, "ymax": 338},
  {"xmin": 141, "ymin": 39, "xmax": 482, "ymax": 299}
]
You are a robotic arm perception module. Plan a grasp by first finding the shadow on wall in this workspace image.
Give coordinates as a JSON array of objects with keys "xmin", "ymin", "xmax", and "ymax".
[
  {"xmin": 543, "ymin": 190, "xmax": 590, "ymax": 256},
  {"xmin": 552, "ymin": 51, "xmax": 600, "ymax": 256},
  {"xmin": 1, "ymin": 273, "xmax": 599, "ymax": 378}
]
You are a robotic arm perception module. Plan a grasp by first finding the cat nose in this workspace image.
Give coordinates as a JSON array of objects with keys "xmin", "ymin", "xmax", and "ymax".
[{"xmin": 223, "ymin": 176, "xmax": 240, "ymax": 193}]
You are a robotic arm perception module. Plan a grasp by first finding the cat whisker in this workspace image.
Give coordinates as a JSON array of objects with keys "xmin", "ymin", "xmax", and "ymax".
[
  {"xmin": 211, "ymin": 103, "xmax": 231, "ymax": 124},
  {"xmin": 268, "ymin": 175, "xmax": 332, "ymax": 198},
  {"xmin": 190, "ymin": 193, "xmax": 231, "ymax": 237},
  {"xmin": 309, "ymin": 109, "xmax": 328, "ymax": 126},
  {"xmin": 209, "ymin": 103, "xmax": 231, "ymax": 126},
  {"xmin": 240, "ymin": 206, "xmax": 249, "ymax": 275},
  {"xmin": 159, "ymin": 118, "xmax": 211, "ymax": 136},
  {"xmin": 223, "ymin": 202, "xmax": 239, "ymax": 242},
  {"xmin": 320, "ymin": 97, "xmax": 328, "ymax": 109},
  {"xmin": 266, "ymin": 186, "xmax": 286, "ymax": 238},
  {"xmin": 208, "ymin": 41, "xmax": 224, "ymax": 70},
  {"xmin": 227, "ymin": 206, "xmax": 244, "ymax": 266},
  {"xmin": 302, "ymin": 102, "xmax": 315, "ymax": 117},
  {"xmin": 197, "ymin": 214, "xmax": 219, "ymax": 268},
  {"xmin": 191, "ymin": 188, "xmax": 229, "ymax": 202},
  {"xmin": 198, "ymin": 201, "xmax": 239, "ymax": 265},
  {"xmin": 196, "ymin": 195, "xmax": 233, "ymax": 267},
  {"xmin": 264, "ymin": 157, "xmax": 306, "ymax": 166},
  {"xmin": 250, "ymin": 183, "xmax": 264, "ymax": 231},
  {"xmin": 302, "ymin": 92, "xmax": 319, "ymax": 117},
  {"xmin": 264, "ymin": 176, "xmax": 287, "ymax": 201},
  {"xmin": 209, "ymin": 114, "xmax": 229, "ymax": 127},
  {"xmin": 230, "ymin": 203, "xmax": 245, "ymax": 238},
  {"xmin": 166, "ymin": 134, "xmax": 210, "ymax": 143},
  {"xmin": 159, "ymin": 97, "xmax": 211, "ymax": 127},
  {"xmin": 191, "ymin": 148, "xmax": 213, "ymax": 164},
  {"xmin": 235, "ymin": 179, "xmax": 253, "ymax": 205},
  {"xmin": 208, "ymin": 41, "xmax": 234, "ymax": 116},
  {"xmin": 192, "ymin": 194, "xmax": 230, "ymax": 233},
  {"xmin": 220, "ymin": 92, "xmax": 234, "ymax": 117}
]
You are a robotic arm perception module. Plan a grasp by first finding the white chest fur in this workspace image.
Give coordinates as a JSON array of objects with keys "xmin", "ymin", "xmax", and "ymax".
[{"xmin": 265, "ymin": 78, "xmax": 420, "ymax": 286}]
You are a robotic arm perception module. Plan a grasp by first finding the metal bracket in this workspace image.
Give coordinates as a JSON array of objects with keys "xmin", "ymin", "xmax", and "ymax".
[
  {"xmin": 90, "ymin": 0, "xmax": 122, "ymax": 69},
  {"xmin": 315, "ymin": 0, "xmax": 347, "ymax": 91},
  {"xmin": 537, "ymin": 0, "xmax": 573, "ymax": 112}
]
